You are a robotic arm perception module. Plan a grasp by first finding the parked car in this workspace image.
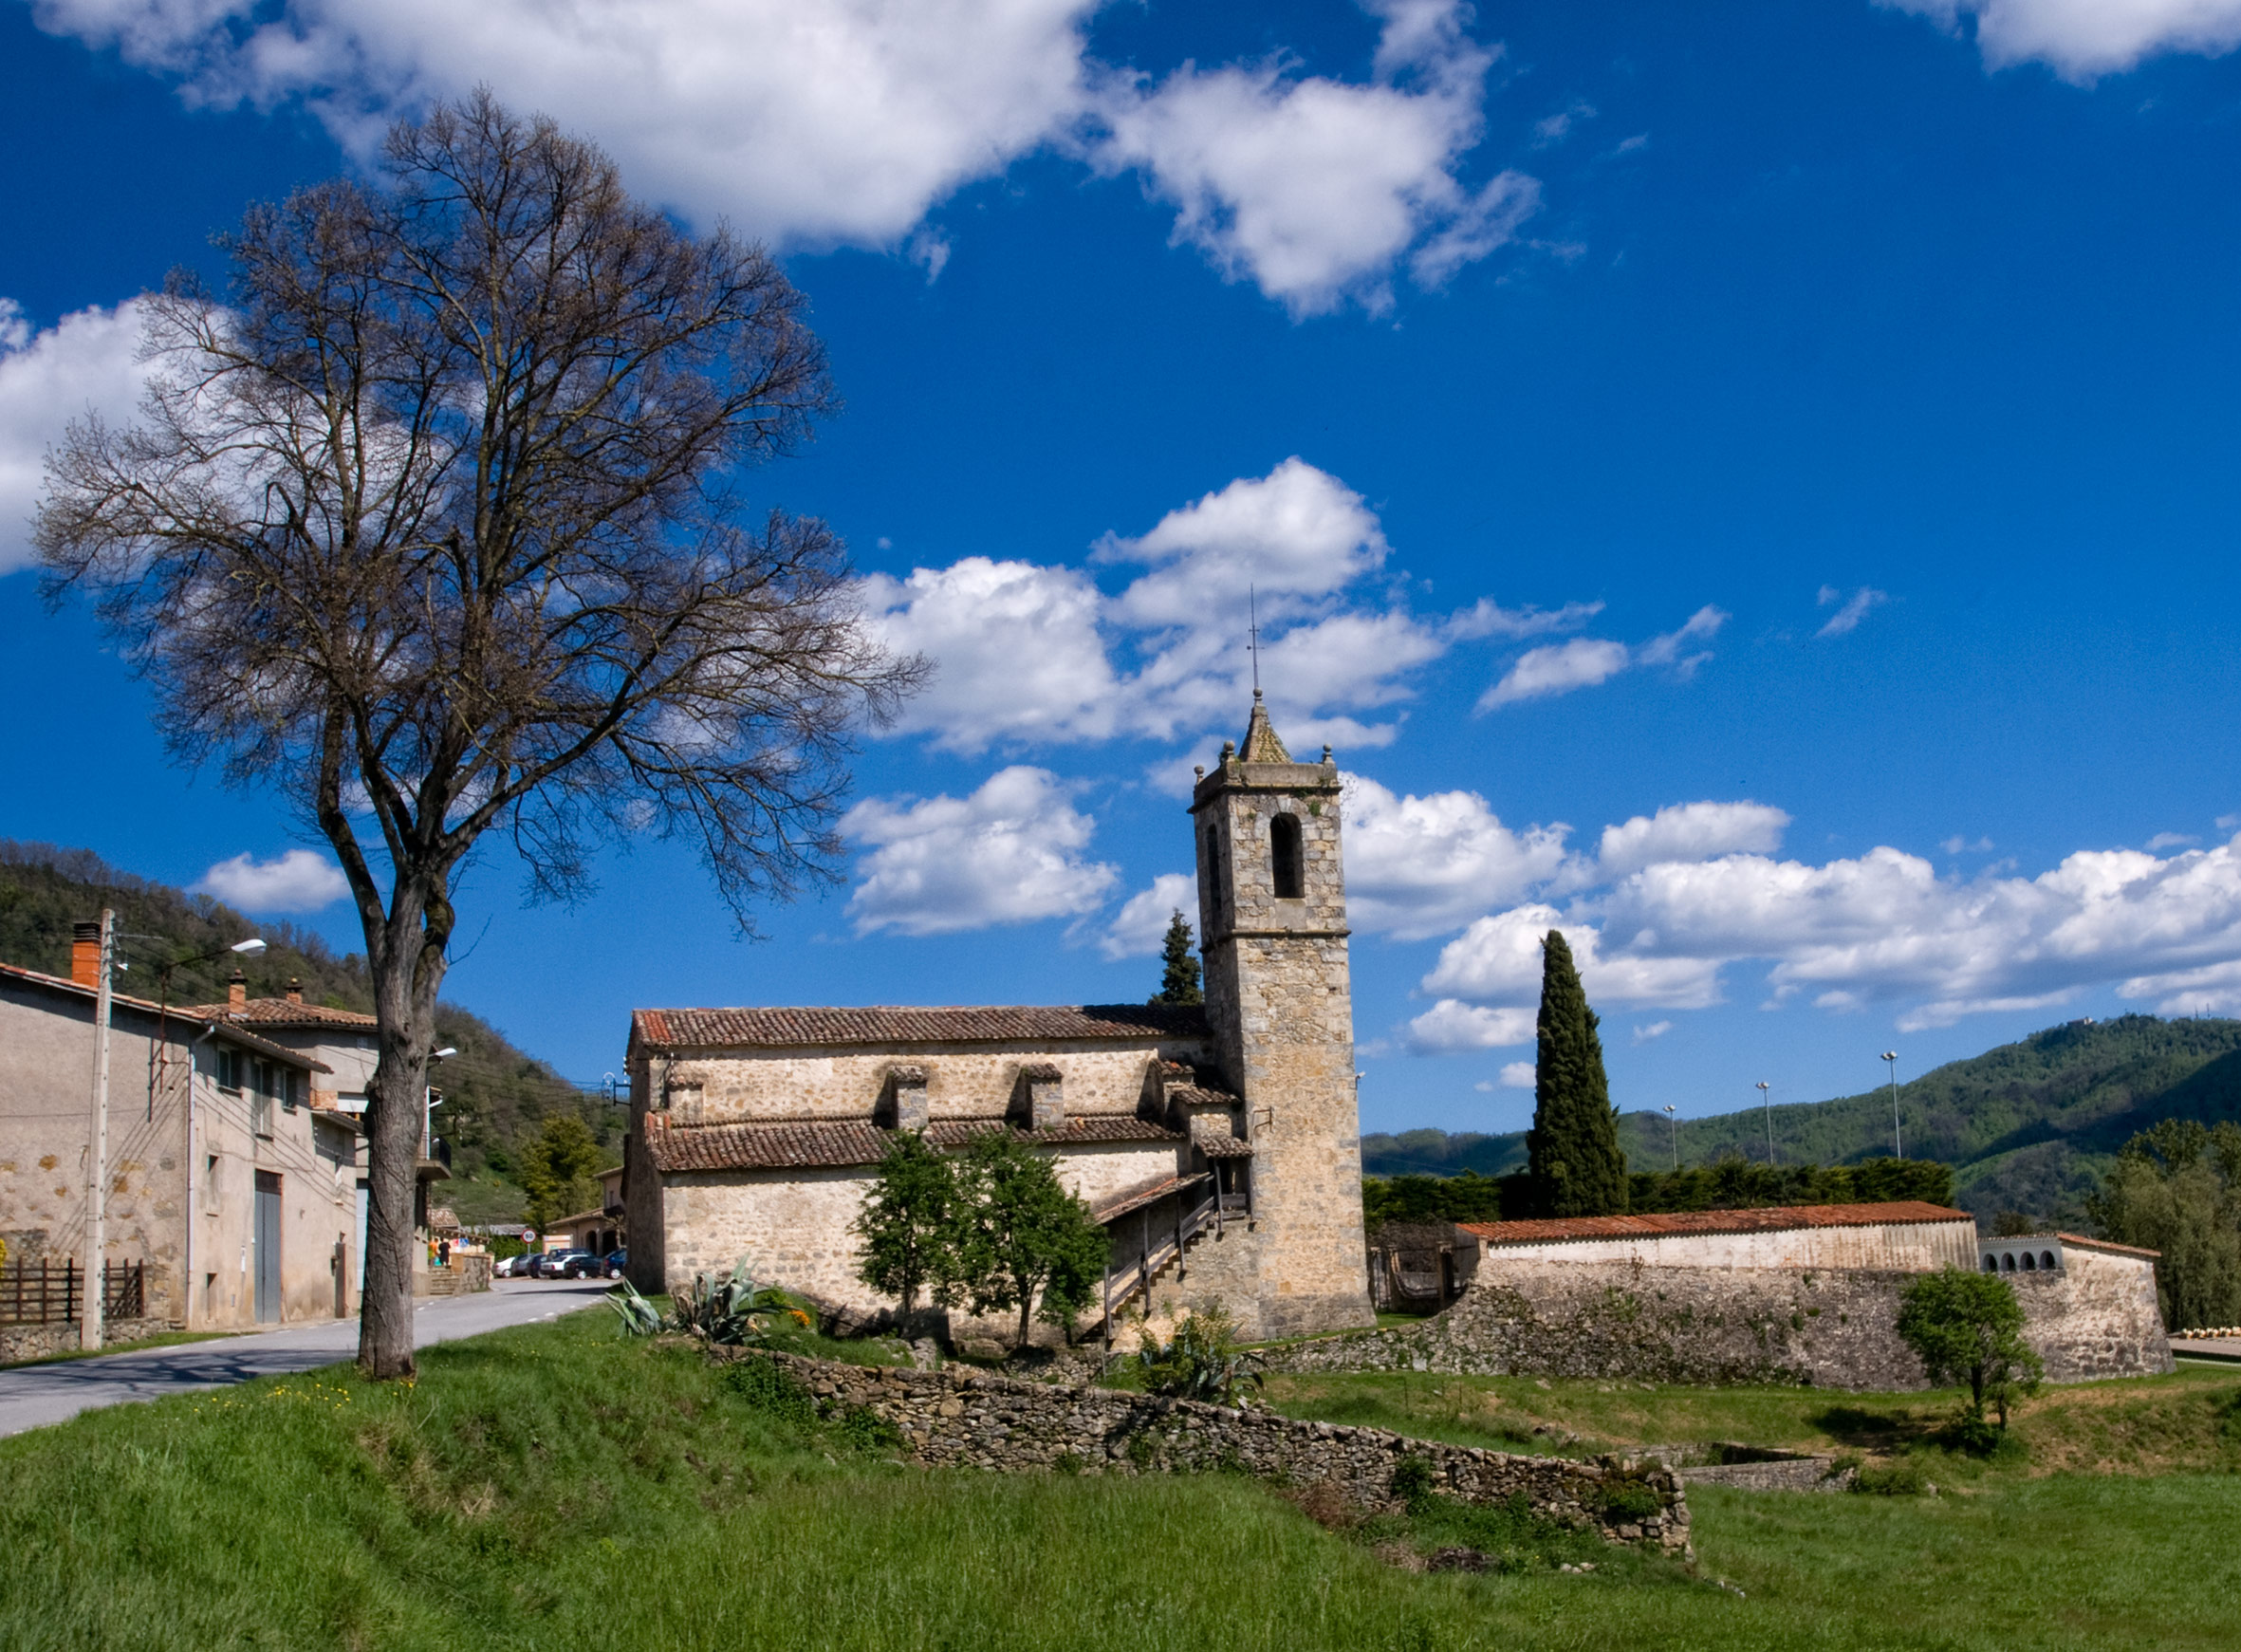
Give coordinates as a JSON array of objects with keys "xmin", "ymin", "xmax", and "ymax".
[
  {"xmin": 528, "ymin": 1251, "xmax": 572, "ymax": 1279},
  {"xmin": 492, "ymin": 1253, "xmax": 524, "ymax": 1278},
  {"xmin": 602, "ymin": 1249, "xmax": 627, "ymax": 1278},
  {"xmin": 559, "ymin": 1251, "xmax": 605, "ymax": 1279}
]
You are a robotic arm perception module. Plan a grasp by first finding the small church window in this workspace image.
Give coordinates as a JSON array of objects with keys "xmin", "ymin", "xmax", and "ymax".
[
  {"xmin": 1271, "ymin": 812, "xmax": 1305, "ymax": 900},
  {"xmin": 1205, "ymin": 823, "xmax": 1226, "ymax": 919}
]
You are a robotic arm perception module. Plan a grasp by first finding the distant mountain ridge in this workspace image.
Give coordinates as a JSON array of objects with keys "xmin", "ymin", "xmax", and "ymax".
[
  {"xmin": 1363, "ymin": 1013, "xmax": 2241, "ymax": 1223},
  {"xmin": 0, "ymin": 839, "xmax": 620, "ymax": 1225}
]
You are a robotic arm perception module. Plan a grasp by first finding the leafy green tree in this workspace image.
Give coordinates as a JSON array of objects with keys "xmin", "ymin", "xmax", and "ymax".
[
  {"xmin": 947, "ymin": 1130, "xmax": 1109, "ymax": 1346},
  {"xmin": 520, "ymin": 1114, "xmax": 606, "ymax": 1234},
  {"xmin": 1895, "ymin": 1267, "xmax": 2044, "ymax": 1432},
  {"xmin": 852, "ymin": 1129, "xmax": 958, "ymax": 1316},
  {"xmin": 1150, "ymin": 910, "xmax": 1203, "ymax": 1006},
  {"xmin": 1525, "ymin": 930, "xmax": 1627, "ymax": 1217},
  {"xmin": 2087, "ymin": 1119, "xmax": 2241, "ymax": 1331}
]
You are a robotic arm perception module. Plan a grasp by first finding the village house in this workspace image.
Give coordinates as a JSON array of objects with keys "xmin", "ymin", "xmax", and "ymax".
[
  {"xmin": 624, "ymin": 694, "xmax": 1378, "ymax": 1344},
  {"xmin": 0, "ymin": 930, "xmax": 362, "ymax": 1354}
]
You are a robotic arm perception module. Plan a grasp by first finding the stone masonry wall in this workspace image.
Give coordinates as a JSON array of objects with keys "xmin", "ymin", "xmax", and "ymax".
[
  {"xmin": 1261, "ymin": 1254, "xmax": 2174, "ymax": 1389},
  {"xmin": 0, "ymin": 1314, "xmax": 169, "ymax": 1365},
  {"xmin": 723, "ymin": 1347, "xmax": 1691, "ymax": 1554}
]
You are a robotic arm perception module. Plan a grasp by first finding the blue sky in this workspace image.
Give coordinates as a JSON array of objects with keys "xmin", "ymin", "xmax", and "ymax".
[{"xmin": 4, "ymin": 0, "xmax": 2241, "ymax": 1139}]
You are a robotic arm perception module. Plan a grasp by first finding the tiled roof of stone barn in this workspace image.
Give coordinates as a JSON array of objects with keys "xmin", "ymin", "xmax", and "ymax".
[
  {"xmin": 1457, "ymin": 1201, "xmax": 1972, "ymax": 1247},
  {"xmin": 631, "ymin": 1003, "xmax": 1209, "ymax": 1050},
  {"xmin": 642, "ymin": 1113, "xmax": 1186, "ymax": 1173},
  {"xmin": 178, "ymin": 997, "xmax": 378, "ymax": 1030}
]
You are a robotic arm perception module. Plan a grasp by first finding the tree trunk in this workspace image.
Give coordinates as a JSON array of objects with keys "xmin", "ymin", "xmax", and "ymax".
[{"xmin": 357, "ymin": 878, "xmax": 453, "ymax": 1380}]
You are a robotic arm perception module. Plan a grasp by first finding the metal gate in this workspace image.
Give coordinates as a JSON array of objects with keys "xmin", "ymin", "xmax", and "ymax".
[{"xmin": 254, "ymin": 1171, "xmax": 282, "ymax": 1324}]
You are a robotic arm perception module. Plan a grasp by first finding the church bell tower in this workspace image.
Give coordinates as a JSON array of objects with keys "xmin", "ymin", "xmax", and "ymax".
[{"xmin": 1191, "ymin": 692, "xmax": 1375, "ymax": 1338}]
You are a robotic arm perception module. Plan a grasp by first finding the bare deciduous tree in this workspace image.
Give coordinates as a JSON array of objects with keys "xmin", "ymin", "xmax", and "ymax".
[{"xmin": 37, "ymin": 91, "xmax": 921, "ymax": 1378}]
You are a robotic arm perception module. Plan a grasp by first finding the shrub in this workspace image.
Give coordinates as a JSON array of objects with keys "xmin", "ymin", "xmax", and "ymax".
[
  {"xmin": 832, "ymin": 1405, "xmax": 903, "ymax": 1455},
  {"xmin": 1852, "ymin": 1458, "xmax": 1928, "ymax": 1495},
  {"xmin": 1132, "ymin": 1304, "xmax": 1266, "ymax": 1406},
  {"xmin": 720, "ymin": 1355, "xmax": 818, "ymax": 1427},
  {"xmin": 1389, "ymin": 1454, "xmax": 1438, "ymax": 1513},
  {"xmin": 1597, "ymin": 1479, "xmax": 1663, "ymax": 1522},
  {"xmin": 671, "ymin": 1261, "xmax": 813, "ymax": 1347}
]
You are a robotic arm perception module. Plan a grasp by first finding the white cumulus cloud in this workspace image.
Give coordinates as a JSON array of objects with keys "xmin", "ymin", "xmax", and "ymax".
[
  {"xmin": 194, "ymin": 849, "xmax": 349, "ymax": 913},
  {"xmin": 1343, "ymin": 774, "xmax": 1571, "ymax": 939},
  {"xmin": 1596, "ymin": 801, "xmax": 1791, "ymax": 882},
  {"xmin": 1883, "ymin": 0, "xmax": 2241, "ymax": 81},
  {"xmin": 1477, "ymin": 605, "xmax": 1726, "ymax": 711},
  {"xmin": 30, "ymin": 0, "xmax": 1535, "ymax": 313},
  {"xmin": 0, "ymin": 299, "xmax": 151, "ymax": 574},
  {"xmin": 1423, "ymin": 903, "xmax": 1728, "ymax": 1011},
  {"xmin": 1099, "ymin": 872, "xmax": 1197, "ymax": 960},
  {"xmin": 843, "ymin": 766, "xmax": 1118, "ymax": 936},
  {"xmin": 1406, "ymin": 999, "xmax": 1536, "ymax": 1052},
  {"xmin": 1499, "ymin": 1059, "xmax": 1537, "ymax": 1087}
]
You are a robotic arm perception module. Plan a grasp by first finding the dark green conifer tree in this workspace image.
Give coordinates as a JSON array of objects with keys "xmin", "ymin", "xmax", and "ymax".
[
  {"xmin": 1150, "ymin": 909, "xmax": 1203, "ymax": 1006},
  {"xmin": 1525, "ymin": 929, "xmax": 1628, "ymax": 1216}
]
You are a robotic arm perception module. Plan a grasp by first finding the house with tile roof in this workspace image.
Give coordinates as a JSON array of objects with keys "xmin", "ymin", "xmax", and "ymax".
[
  {"xmin": 0, "ymin": 932, "xmax": 362, "ymax": 1346},
  {"xmin": 624, "ymin": 693, "xmax": 1377, "ymax": 1344}
]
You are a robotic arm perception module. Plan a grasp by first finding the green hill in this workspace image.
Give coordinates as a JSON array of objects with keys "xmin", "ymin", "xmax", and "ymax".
[
  {"xmin": 0, "ymin": 840, "xmax": 620, "ymax": 1225},
  {"xmin": 1364, "ymin": 1014, "xmax": 2241, "ymax": 1224}
]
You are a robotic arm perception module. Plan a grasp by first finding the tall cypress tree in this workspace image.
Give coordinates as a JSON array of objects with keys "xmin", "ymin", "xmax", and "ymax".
[
  {"xmin": 1525, "ymin": 929, "xmax": 1628, "ymax": 1216},
  {"xmin": 1151, "ymin": 909, "xmax": 1203, "ymax": 1006}
]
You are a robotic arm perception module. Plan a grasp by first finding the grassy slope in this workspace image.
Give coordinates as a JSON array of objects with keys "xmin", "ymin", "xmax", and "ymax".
[
  {"xmin": 3, "ymin": 1309, "xmax": 2239, "ymax": 1651},
  {"xmin": 0, "ymin": 840, "xmax": 619, "ymax": 1225},
  {"xmin": 1364, "ymin": 1013, "xmax": 2241, "ymax": 1223}
]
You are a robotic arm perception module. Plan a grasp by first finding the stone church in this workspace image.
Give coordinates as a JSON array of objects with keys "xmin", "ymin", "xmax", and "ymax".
[{"xmin": 622, "ymin": 693, "xmax": 1377, "ymax": 1343}]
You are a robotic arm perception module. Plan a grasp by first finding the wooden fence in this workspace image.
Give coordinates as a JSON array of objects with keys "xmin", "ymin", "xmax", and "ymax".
[{"xmin": 0, "ymin": 1260, "xmax": 146, "ymax": 1326}]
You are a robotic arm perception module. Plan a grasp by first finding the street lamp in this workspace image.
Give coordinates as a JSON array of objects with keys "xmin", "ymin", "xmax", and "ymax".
[
  {"xmin": 1881, "ymin": 1050, "xmax": 1902, "ymax": 1159},
  {"xmin": 1662, "ymin": 1104, "xmax": 1679, "ymax": 1171},
  {"xmin": 1756, "ymin": 1081, "xmax": 1774, "ymax": 1165},
  {"xmin": 84, "ymin": 917, "xmax": 264, "ymax": 1351}
]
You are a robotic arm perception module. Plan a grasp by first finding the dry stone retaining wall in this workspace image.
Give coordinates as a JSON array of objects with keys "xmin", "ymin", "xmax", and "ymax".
[
  {"xmin": 1260, "ymin": 1254, "xmax": 2172, "ymax": 1389},
  {"xmin": 726, "ymin": 1347, "xmax": 1690, "ymax": 1554}
]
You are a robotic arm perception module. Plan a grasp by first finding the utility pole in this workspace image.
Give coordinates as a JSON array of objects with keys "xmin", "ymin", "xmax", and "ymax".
[
  {"xmin": 82, "ymin": 908, "xmax": 115, "ymax": 1352},
  {"xmin": 1881, "ymin": 1050, "xmax": 1902, "ymax": 1159},
  {"xmin": 1756, "ymin": 1080, "xmax": 1774, "ymax": 1166},
  {"xmin": 1663, "ymin": 1104, "xmax": 1679, "ymax": 1171}
]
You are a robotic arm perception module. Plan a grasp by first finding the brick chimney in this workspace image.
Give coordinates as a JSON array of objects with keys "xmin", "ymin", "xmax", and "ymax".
[
  {"xmin": 286, "ymin": 977, "xmax": 303, "ymax": 1005},
  {"xmin": 228, "ymin": 967, "xmax": 248, "ymax": 1010},
  {"xmin": 70, "ymin": 921, "xmax": 101, "ymax": 988}
]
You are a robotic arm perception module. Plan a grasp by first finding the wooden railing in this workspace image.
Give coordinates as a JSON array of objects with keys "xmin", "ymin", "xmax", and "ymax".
[
  {"xmin": 1091, "ymin": 1179, "xmax": 1252, "ymax": 1343},
  {"xmin": 0, "ymin": 1260, "xmax": 145, "ymax": 1326}
]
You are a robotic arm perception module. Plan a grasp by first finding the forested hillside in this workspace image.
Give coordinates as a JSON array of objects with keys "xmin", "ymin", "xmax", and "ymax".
[
  {"xmin": 1363, "ymin": 1014, "xmax": 2241, "ymax": 1224},
  {"xmin": 0, "ymin": 841, "xmax": 621, "ymax": 1224}
]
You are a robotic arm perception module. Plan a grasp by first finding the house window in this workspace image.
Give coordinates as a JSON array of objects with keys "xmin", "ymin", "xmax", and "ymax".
[
  {"xmin": 1270, "ymin": 812, "xmax": 1305, "ymax": 900},
  {"xmin": 205, "ymin": 1154, "xmax": 222, "ymax": 1215},
  {"xmin": 251, "ymin": 1061, "xmax": 274, "ymax": 1139},
  {"xmin": 283, "ymin": 1068, "xmax": 300, "ymax": 1112},
  {"xmin": 215, "ymin": 1049, "xmax": 243, "ymax": 1091}
]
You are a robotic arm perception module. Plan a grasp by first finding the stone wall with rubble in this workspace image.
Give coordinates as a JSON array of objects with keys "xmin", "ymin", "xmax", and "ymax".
[
  {"xmin": 1259, "ymin": 1253, "xmax": 2173, "ymax": 1389},
  {"xmin": 0, "ymin": 1313, "xmax": 169, "ymax": 1364},
  {"xmin": 724, "ymin": 1346, "xmax": 1690, "ymax": 1552}
]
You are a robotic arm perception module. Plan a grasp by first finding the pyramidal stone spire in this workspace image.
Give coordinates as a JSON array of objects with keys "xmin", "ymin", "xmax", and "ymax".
[{"xmin": 1238, "ymin": 689, "xmax": 1291, "ymax": 763}]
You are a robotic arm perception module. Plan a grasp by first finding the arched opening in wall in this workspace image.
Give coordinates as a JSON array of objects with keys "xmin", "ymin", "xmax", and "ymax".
[
  {"xmin": 2042, "ymin": 1252, "xmax": 2057, "ymax": 1271},
  {"xmin": 2022, "ymin": 1252, "xmax": 2036, "ymax": 1271},
  {"xmin": 1271, "ymin": 812, "xmax": 1305, "ymax": 900},
  {"xmin": 2002, "ymin": 1253, "xmax": 2016, "ymax": 1271},
  {"xmin": 1204, "ymin": 822, "xmax": 1226, "ymax": 924},
  {"xmin": 1983, "ymin": 1254, "xmax": 1998, "ymax": 1272}
]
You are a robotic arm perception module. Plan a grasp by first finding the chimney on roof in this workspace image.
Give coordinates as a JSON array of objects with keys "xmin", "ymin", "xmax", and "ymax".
[
  {"xmin": 286, "ymin": 977, "xmax": 303, "ymax": 1005},
  {"xmin": 228, "ymin": 967, "xmax": 248, "ymax": 1010},
  {"xmin": 70, "ymin": 921, "xmax": 101, "ymax": 988}
]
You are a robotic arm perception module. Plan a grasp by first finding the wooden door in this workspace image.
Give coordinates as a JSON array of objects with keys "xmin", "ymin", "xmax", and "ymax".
[{"xmin": 253, "ymin": 1171, "xmax": 282, "ymax": 1324}]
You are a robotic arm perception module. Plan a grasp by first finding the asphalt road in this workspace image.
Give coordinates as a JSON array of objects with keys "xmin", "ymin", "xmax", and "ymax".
[{"xmin": 0, "ymin": 1278, "xmax": 616, "ymax": 1439}]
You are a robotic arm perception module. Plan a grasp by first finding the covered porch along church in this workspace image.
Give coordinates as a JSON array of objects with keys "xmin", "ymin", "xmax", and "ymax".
[{"xmin": 621, "ymin": 694, "xmax": 1376, "ymax": 1344}]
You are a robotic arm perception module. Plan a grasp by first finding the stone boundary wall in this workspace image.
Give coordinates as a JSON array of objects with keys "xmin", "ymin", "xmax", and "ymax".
[
  {"xmin": 725, "ymin": 1347, "xmax": 1691, "ymax": 1554},
  {"xmin": 1258, "ymin": 1255, "xmax": 2171, "ymax": 1389},
  {"xmin": 0, "ymin": 1314, "xmax": 169, "ymax": 1366}
]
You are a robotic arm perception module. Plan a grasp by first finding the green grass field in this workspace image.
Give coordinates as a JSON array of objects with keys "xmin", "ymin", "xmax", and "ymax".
[{"xmin": 2, "ymin": 1308, "xmax": 2236, "ymax": 1651}]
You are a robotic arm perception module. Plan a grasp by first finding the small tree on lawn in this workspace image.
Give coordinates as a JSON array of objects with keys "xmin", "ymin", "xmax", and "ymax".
[
  {"xmin": 1526, "ymin": 930, "xmax": 1628, "ymax": 1217},
  {"xmin": 948, "ymin": 1129, "xmax": 1108, "ymax": 1347},
  {"xmin": 852, "ymin": 1129, "xmax": 957, "ymax": 1317},
  {"xmin": 1150, "ymin": 910, "xmax": 1202, "ymax": 1006},
  {"xmin": 1895, "ymin": 1267, "xmax": 2044, "ymax": 1439},
  {"xmin": 520, "ymin": 1114, "xmax": 606, "ymax": 1235}
]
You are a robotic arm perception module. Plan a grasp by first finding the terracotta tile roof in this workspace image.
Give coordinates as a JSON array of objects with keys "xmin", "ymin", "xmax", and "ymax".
[
  {"xmin": 1169, "ymin": 1085, "xmax": 1238, "ymax": 1108},
  {"xmin": 2052, "ymin": 1231, "xmax": 2161, "ymax": 1260},
  {"xmin": 1197, "ymin": 1135, "xmax": 1254, "ymax": 1159},
  {"xmin": 645, "ymin": 1117, "xmax": 890, "ymax": 1173},
  {"xmin": 643, "ymin": 1112, "xmax": 1185, "ymax": 1174},
  {"xmin": 0, "ymin": 962, "xmax": 330, "ymax": 1070},
  {"xmin": 1093, "ymin": 1172, "xmax": 1211, "ymax": 1224},
  {"xmin": 1458, "ymin": 1200, "xmax": 1973, "ymax": 1247},
  {"xmin": 924, "ymin": 1117, "xmax": 1184, "ymax": 1150},
  {"xmin": 177, "ymin": 997, "xmax": 378, "ymax": 1030},
  {"xmin": 632, "ymin": 1003, "xmax": 1210, "ymax": 1049}
]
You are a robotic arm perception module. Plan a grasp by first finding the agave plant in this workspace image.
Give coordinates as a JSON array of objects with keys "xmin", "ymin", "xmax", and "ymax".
[
  {"xmin": 1133, "ymin": 1304, "xmax": 1265, "ymax": 1405},
  {"xmin": 669, "ymin": 1260, "xmax": 814, "ymax": 1346},
  {"xmin": 604, "ymin": 1278, "xmax": 665, "ymax": 1338}
]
